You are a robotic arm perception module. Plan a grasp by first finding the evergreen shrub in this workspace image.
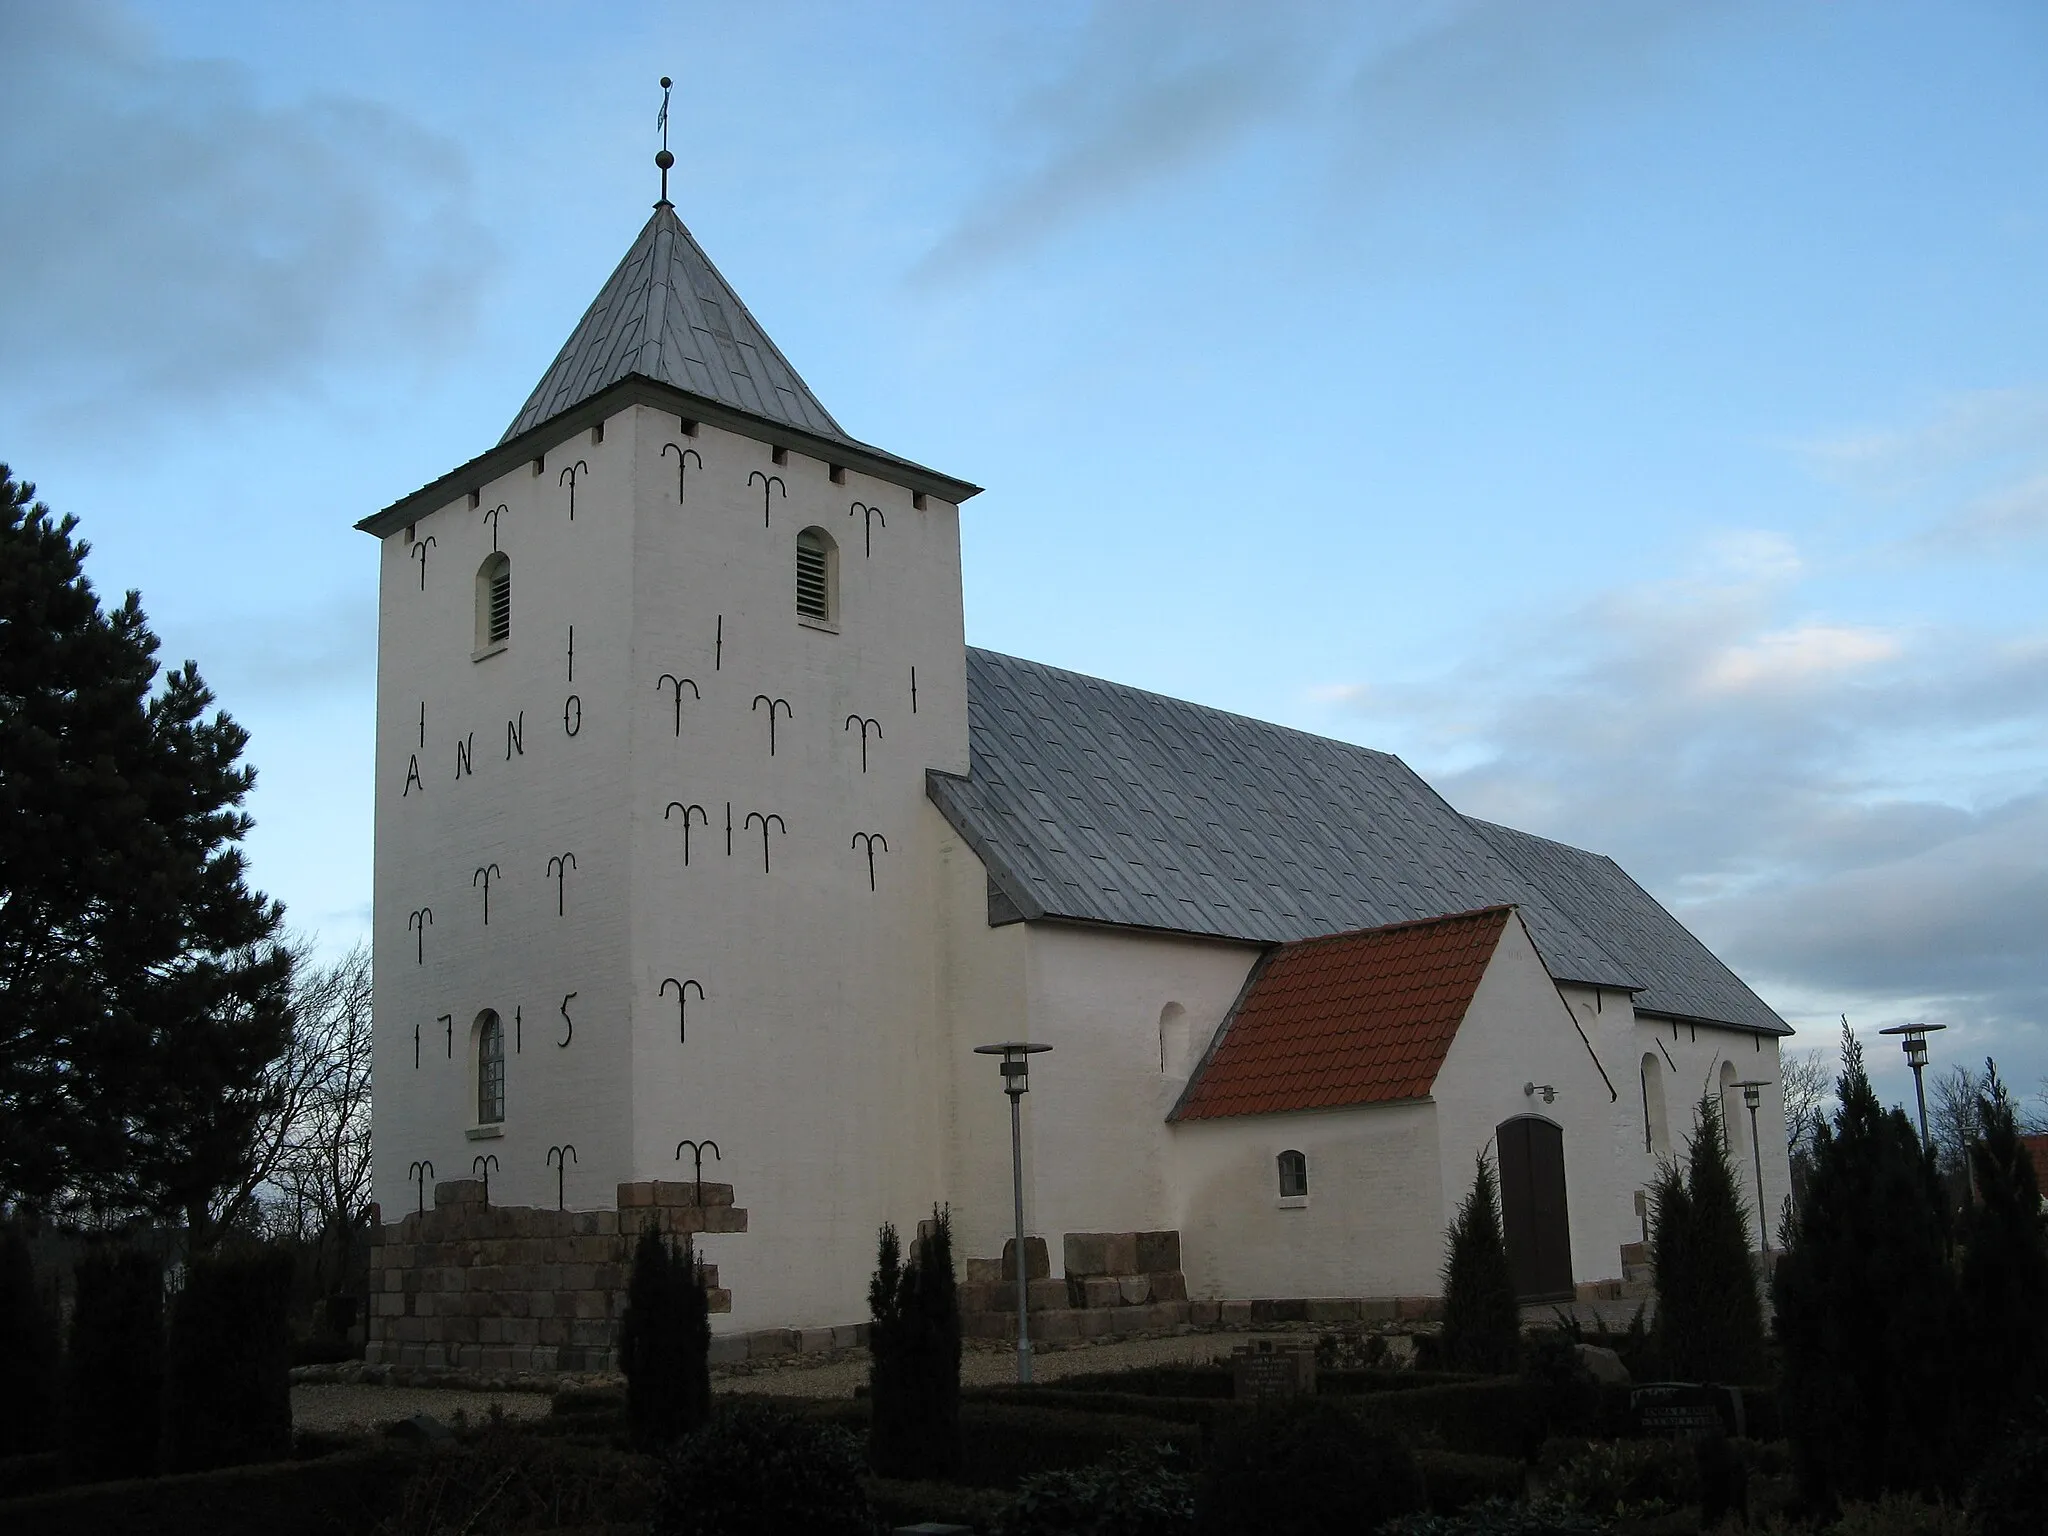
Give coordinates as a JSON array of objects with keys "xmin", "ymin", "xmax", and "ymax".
[
  {"xmin": 1773, "ymin": 1027, "xmax": 1957, "ymax": 1506},
  {"xmin": 1954, "ymin": 1061, "xmax": 2048, "ymax": 1458},
  {"xmin": 653, "ymin": 1401, "xmax": 873, "ymax": 1536},
  {"xmin": 61, "ymin": 1244, "xmax": 163, "ymax": 1482},
  {"xmin": 992, "ymin": 1443, "xmax": 1196, "ymax": 1536},
  {"xmin": 867, "ymin": 1205, "xmax": 961, "ymax": 1479},
  {"xmin": 1440, "ymin": 1154, "xmax": 1521, "ymax": 1374},
  {"xmin": 1193, "ymin": 1395, "xmax": 1425, "ymax": 1536},
  {"xmin": 163, "ymin": 1244, "xmax": 293, "ymax": 1472},
  {"xmin": 0, "ymin": 1221, "xmax": 61, "ymax": 1456},
  {"xmin": 1648, "ymin": 1094, "xmax": 1765, "ymax": 1384},
  {"xmin": 618, "ymin": 1224, "xmax": 713, "ymax": 1449}
]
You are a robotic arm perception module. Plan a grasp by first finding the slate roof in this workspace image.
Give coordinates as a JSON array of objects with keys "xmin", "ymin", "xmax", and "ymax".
[
  {"xmin": 1171, "ymin": 908, "xmax": 1513, "ymax": 1122},
  {"xmin": 929, "ymin": 649, "xmax": 1789, "ymax": 1035},
  {"xmin": 503, "ymin": 204, "xmax": 853, "ymax": 446},
  {"xmin": 1468, "ymin": 820, "xmax": 1788, "ymax": 1034}
]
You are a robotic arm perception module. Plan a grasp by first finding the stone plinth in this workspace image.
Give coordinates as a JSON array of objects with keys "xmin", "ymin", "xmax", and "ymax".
[{"xmin": 366, "ymin": 1181, "xmax": 749, "ymax": 1374}]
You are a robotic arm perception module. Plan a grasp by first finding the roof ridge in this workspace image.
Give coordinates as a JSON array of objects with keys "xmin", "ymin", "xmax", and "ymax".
[
  {"xmin": 1279, "ymin": 905, "xmax": 1514, "ymax": 952},
  {"xmin": 966, "ymin": 647, "xmax": 1406, "ymax": 767}
]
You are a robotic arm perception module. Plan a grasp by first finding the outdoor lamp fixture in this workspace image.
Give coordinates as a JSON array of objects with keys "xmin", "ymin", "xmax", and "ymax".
[
  {"xmin": 1878, "ymin": 1022, "xmax": 1947, "ymax": 1151},
  {"xmin": 1732, "ymin": 1080, "xmax": 1772, "ymax": 1256},
  {"xmin": 974, "ymin": 1040, "xmax": 1052, "ymax": 1384},
  {"xmin": 1523, "ymin": 1082, "xmax": 1556, "ymax": 1104}
]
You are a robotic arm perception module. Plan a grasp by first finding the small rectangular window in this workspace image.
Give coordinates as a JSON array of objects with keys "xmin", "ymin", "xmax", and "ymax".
[
  {"xmin": 796, "ymin": 542, "xmax": 830, "ymax": 620},
  {"xmin": 489, "ymin": 570, "xmax": 510, "ymax": 644}
]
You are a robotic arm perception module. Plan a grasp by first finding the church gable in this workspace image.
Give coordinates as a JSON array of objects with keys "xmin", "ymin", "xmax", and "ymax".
[{"xmin": 1170, "ymin": 907, "xmax": 1513, "ymax": 1122}]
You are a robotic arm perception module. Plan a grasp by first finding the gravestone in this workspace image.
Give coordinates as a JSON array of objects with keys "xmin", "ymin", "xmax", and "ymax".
[
  {"xmin": 1231, "ymin": 1340, "xmax": 1316, "ymax": 1399},
  {"xmin": 1631, "ymin": 1381, "xmax": 1745, "ymax": 1439}
]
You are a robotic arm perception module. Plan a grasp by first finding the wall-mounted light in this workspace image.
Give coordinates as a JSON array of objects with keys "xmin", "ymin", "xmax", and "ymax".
[{"xmin": 1523, "ymin": 1082, "xmax": 1556, "ymax": 1104}]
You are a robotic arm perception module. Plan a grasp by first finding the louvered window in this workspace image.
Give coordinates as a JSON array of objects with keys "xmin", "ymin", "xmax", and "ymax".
[
  {"xmin": 476, "ymin": 553, "xmax": 511, "ymax": 653},
  {"xmin": 796, "ymin": 529, "xmax": 833, "ymax": 622},
  {"xmin": 477, "ymin": 1012, "xmax": 505, "ymax": 1124}
]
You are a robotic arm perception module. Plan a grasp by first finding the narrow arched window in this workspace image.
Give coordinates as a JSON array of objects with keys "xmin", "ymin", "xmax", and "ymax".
[
  {"xmin": 1640, "ymin": 1052, "xmax": 1669, "ymax": 1156},
  {"xmin": 1158, "ymin": 1001, "xmax": 1188, "ymax": 1075},
  {"xmin": 476, "ymin": 1010, "xmax": 505, "ymax": 1124},
  {"xmin": 795, "ymin": 527, "xmax": 836, "ymax": 624},
  {"xmin": 476, "ymin": 553, "xmax": 510, "ymax": 651},
  {"xmin": 1277, "ymin": 1149, "xmax": 1308, "ymax": 1199}
]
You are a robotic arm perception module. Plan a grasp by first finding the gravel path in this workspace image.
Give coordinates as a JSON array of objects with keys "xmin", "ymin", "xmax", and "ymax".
[
  {"xmin": 291, "ymin": 1333, "xmax": 1259, "ymax": 1426},
  {"xmin": 719, "ymin": 1332, "xmax": 1249, "ymax": 1400},
  {"xmin": 292, "ymin": 1383, "xmax": 556, "ymax": 1434}
]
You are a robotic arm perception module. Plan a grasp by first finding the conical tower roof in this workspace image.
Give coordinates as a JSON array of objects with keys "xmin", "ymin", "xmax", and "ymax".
[{"xmin": 502, "ymin": 204, "xmax": 851, "ymax": 446}]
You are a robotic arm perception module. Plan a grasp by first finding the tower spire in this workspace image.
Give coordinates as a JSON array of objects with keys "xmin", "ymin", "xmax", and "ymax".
[{"xmin": 654, "ymin": 76, "xmax": 674, "ymax": 208}]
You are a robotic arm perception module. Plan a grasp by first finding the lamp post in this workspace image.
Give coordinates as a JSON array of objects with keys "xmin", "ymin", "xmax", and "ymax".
[
  {"xmin": 974, "ymin": 1040, "xmax": 1052, "ymax": 1384},
  {"xmin": 1732, "ymin": 1080, "xmax": 1771, "ymax": 1255},
  {"xmin": 1878, "ymin": 1023, "xmax": 1947, "ymax": 1151}
]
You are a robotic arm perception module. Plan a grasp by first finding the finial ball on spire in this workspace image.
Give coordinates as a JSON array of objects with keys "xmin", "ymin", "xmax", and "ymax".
[
  {"xmin": 656, "ymin": 149, "xmax": 675, "ymax": 171},
  {"xmin": 661, "ymin": 76, "xmax": 672, "ymax": 89}
]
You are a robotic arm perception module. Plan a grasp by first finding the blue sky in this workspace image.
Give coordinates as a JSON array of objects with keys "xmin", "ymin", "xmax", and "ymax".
[{"xmin": 5, "ymin": 0, "xmax": 2044, "ymax": 1115}]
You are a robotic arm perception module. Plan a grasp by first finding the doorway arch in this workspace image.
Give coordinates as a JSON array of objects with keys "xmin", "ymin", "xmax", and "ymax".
[{"xmin": 1496, "ymin": 1114, "xmax": 1574, "ymax": 1302}]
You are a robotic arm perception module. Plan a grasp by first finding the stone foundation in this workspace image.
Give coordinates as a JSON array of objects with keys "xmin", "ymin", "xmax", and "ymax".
[{"xmin": 366, "ymin": 1176, "xmax": 748, "ymax": 1373}]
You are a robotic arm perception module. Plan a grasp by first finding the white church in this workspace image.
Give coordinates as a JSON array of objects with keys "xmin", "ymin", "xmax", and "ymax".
[{"xmin": 363, "ymin": 182, "xmax": 1793, "ymax": 1347}]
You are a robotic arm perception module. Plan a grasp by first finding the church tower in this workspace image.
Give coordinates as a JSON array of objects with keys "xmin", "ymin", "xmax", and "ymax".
[{"xmin": 360, "ymin": 178, "xmax": 980, "ymax": 1331}]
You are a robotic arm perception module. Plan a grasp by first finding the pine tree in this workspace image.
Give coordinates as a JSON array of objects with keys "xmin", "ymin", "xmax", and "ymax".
[
  {"xmin": 867, "ymin": 1206, "xmax": 962, "ymax": 1478},
  {"xmin": 1649, "ymin": 1094, "xmax": 1765, "ymax": 1383},
  {"xmin": 1957, "ymin": 1060, "xmax": 2048, "ymax": 1458},
  {"xmin": 619, "ymin": 1224, "xmax": 712, "ymax": 1448},
  {"xmin": 0, "ymin": 467, "xmax": 292, "ymax": 1230},
  {"xmin": 1438, "ymin": 1153, "xmax": 1521, "ymax": 1374},
  {"xmin": 1773, "ymin": 1024, "xmax": 1958, "ymax": 1507}
]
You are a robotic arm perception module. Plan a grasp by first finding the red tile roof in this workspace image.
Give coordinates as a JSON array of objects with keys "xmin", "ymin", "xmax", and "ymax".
[
  {"xmin": 2021, "ymin": 1135, "xmax": 2048, "ymax": 1197},
  {"xmin": 1170, "ymin": 907, "xmax": 1513, "ymax": 1122}
]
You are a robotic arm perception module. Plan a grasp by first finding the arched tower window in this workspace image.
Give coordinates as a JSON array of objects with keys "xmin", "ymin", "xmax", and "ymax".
[
  {"xmin": 795, "ymin": 527, "xmax": 837, "ymax": 624},
  {"xmin": 1277, "ymin": 1149, "xmax": 1309, "ymax": 1199},
  {"xmin": 476, "ymin": 553, "xmax": 510, "ymax": 651},
  {"xmin": 476, "ymin": 1010, "xmax": 505, "ymax": 1124},
  {"xmin": 1640, "ymin": 1052, "xmax": 1669, "ymax": 1156}
]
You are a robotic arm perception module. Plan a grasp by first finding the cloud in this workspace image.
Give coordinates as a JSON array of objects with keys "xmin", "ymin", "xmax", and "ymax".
[
  {"xmin": 912, "ymin": 0, "xmax": 1732, "ymax": 282},
  {"xmin": 1798, "ymin": 388, "xmax": 2048, "ymax": 493},
  {"xmin": 1698, "ymin": 624, "xmax": 1900, "ymax": 694},
  {"xmin": 0, "ymin": 3, "xmax": 486, "ymax": 414},
  {"xmin": 912, "ymin": 1, "xmax": 1321, "ymax": 282},
  {"xmin": 1316, "ymin": 532, "xmax": 2048, "ymax": 1064}
]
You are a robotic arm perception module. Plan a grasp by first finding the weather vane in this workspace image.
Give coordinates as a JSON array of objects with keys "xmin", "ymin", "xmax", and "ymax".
[{"xmin": 655, "ymin": 76, "xmax": 674, "ymax": 206}]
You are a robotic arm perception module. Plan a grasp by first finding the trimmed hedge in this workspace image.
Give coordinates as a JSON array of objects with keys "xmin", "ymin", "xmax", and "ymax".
[
  {"xmin": 0, "ymin": 1443, "xmax": 423, "ymax": 1536},
  {"xmin": 163, "ymin": 1246, "xmax": 294, "ymax": 1472},
  {"xmin": 62, "ymin": 1245, "xmax": 164, "ymax": 1482}
]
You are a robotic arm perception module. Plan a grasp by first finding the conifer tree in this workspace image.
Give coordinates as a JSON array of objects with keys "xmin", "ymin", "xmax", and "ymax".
[
  {"xmin": 867, "ymin": 1205, "xmax": 962, "ymax": 1478},
  {"xmin": 0, "ymin": 466, "xmax": 291, "ymax": 1230},
  {"xmin": 1957, "ymin": 1060, "xmax": 2048, "ymax": 1457},
  {"xmin": 1773, "ymin": 1025, "xmax": 1958, "ymax": 1507},
  {"xmin": 1438, "ymin": 1153, "xmax": 1521, "ymax": 1374},
  {"xmin": 619, "ymin": 1224, "xmax": 712, "ymax": 1448},
  {"xmin": 1649, "ymin": 1094, "xmax": 1765, "ymax": 1383}
]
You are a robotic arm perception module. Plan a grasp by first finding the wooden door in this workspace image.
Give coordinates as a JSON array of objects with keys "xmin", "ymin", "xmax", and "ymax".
[{"xmin": 1496, "ymin": 1115, "xmax": 1574, "ymax": 1302}]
